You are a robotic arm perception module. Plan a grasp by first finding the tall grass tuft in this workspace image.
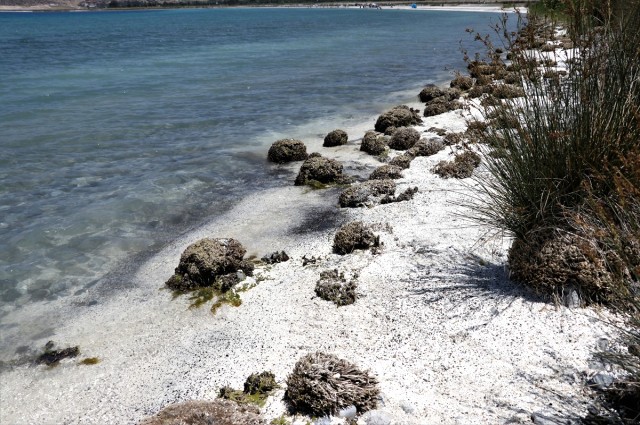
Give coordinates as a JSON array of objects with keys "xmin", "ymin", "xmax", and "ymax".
[{"xmin": 469, "ymin": 0, "xmax": 640, "ymax": 306}]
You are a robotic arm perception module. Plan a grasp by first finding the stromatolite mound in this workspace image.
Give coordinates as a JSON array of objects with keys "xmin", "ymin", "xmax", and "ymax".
[
  {"xmin": 369, "ymin": 165, "xmax": 403, "ymax": 180},
  {"xmin": 323, "ymin": 129, "xmax": 348, "ymax": 147},
  {"xmin": 407, "ymin": 138, "xmax": 444, "ymax": 157},
  {"xmin": 333, "ymin": 221, "xmax": 380, "ymax": 255},
  {"xmin": 165, "ymin": 238, "xmax": 252, "ymax": 291},
  {"xmin": 267, "ymin": 139, "xmax": 308, "ymax": 163},
  {"xmin": 388, "ymin": 127, "xmax": 420, "ymax": 150},
  {"xmin": 294, "ymin": 155, "xmax": 344, "ymax": 186},
  {"xmin": 360, "ymin": 130, "xmax": 387, "ymax": 155},
  {"xmin": 374, "ymin": 105, "xmax": 422, "ymax": 133},
  {"xmin": 339, "ymin": 179, "xmax": 396, "ymax": 208}
]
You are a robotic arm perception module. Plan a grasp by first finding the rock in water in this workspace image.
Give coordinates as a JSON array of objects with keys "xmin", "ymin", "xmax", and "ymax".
[
  {"xmin": 323, "ymin": 129, "xmax": 348, "ymax": 147},
  {"xmin": 294, "ymin": 155, "xmax": 344, "ymax": 186},
  {"xmin": 268, "ymin": 139, "xmax": 309, "ymax": 163},
  {"xmin": 374, "ymin": 105, "xmax": 422, "ymax": 133}
]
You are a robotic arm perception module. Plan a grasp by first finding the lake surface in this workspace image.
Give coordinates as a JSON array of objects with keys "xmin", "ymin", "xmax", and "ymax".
[{"xmin": 0, "ymin": 7, "xmax": 505, "ymax": 357}]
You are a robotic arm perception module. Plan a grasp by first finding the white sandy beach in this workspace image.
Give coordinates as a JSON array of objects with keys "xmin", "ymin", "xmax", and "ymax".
[{"xmin": 0, "ymin": 78, "xmax": 621, "ymax": 424}]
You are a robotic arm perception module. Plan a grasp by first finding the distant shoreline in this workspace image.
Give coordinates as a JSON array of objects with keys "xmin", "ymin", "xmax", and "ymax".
[{"xmin": 0, "ymin": 2, "xmax": 529, "ymax": 13}]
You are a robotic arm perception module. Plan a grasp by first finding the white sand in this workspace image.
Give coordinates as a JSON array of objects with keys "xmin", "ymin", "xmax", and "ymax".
[{"xmin": 0, "ymin": 88, "xmax": 621, "ymax": 424}]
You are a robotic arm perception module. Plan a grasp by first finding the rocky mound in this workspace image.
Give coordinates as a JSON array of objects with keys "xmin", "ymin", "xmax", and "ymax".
[
  {"xmin": 267, "ymin": 139, "xmax": 308, "ymax": 163},
  {"xmin": 294, "ymin": 155, "xmax": 344, "ymax": 186},
  {"xmin": 374, "ymin": 105, "xmax": 422, "ymax": 133},
  {"xmin": 165, "ymin": 238, "xmax": 253, "ymax": 291}
]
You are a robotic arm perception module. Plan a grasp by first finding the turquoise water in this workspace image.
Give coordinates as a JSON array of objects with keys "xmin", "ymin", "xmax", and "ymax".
[{"xmin": 0, "ymin": 8, "xmax": 502, "ymax": 314}]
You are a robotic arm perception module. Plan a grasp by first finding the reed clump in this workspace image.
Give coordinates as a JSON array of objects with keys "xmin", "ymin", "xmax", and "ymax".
[{"xmin": 469, "ymin": 1, "xmax": 639, "ymax": 307}]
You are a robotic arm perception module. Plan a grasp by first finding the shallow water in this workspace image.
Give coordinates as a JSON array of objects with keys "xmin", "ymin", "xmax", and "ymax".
[{"xmin": 0, "ymin": 7, "xmax": 505, "ymax": 357}]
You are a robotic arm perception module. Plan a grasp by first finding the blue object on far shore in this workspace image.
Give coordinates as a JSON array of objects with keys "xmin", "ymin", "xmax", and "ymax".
[{"xmin": 411, "ymin": 3, "xmax": 417, "ymax": 8}]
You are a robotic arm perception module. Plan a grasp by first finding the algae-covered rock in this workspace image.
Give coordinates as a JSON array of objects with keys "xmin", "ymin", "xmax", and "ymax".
[
  {"xmin": 333, "ymin": 221, "xmax": 380, "ymax": 255},
  {"xmin": 261, "ymin": 251, "xmax": 289, "ymax": 264},
  {"xmin": 166, "ymin": 238, "xmax": 249, "ymax": 291},
  {"xmin": 323, "ymin": 129, "xmax": 348, "ymax": 147},
  {"xmin": 339, "ymin": 179, "xmax": 396, "ymax": 208},
  {"xmin": 294, "ymin": 155, "xmax": 344, "ymax": 186},
  {"xmin": 267, "ymin": 139, "xmax": 309, "ymax": 163},
  {"xmin": 140, "ymin": 399, "xmax": 265, "ymax": 425},
  {"xmin": 369, "ymin": 165, "xmax": 403, "ymax": 180},
  {"xmin": 285, "ymin": 352, "xmax": 379, "ymax": 416},
  {"xmin": 374, "ymin": 105, "xmax": 422, "ymax": 133},
  {"xmin": 388, "ymin": 127, "xmax": 420, "ymax": 150},
  {"xmin": 244, "ymin": 371, "xmax": 278, "ymax": 395}
]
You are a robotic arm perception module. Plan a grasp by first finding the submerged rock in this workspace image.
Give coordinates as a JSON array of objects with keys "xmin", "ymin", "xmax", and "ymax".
[
  {"xmin": 294, "ymin": 155, "xmax": 344, "ymax": 186},
  {"xmin": 37, "ymin": 341, "xmax": 80, "ymax": 366},
  {"xmin": 165, "ymin": 238, "xmax": 251, "ymax": 291},
  {"xmin": 323, "ymin": 129, "xmax": 348, "ymax": 147},
  {"xmin": 267, "ymin": 139, "xmax": 309, "ymax": 163},
  {"xmin": 374, "ymin": 105, "xmax": 422, "ymax": 133},
  {"xmin": 339, "ymin": 179, "xmax": 396, "ymax": 208},
  {"xmin": 140, "ymin": 400, "xmax": 265, "ymax": 425},
  {"xmin": 333, "ymin": 221, "xmax": 380, "ymax": 255}
]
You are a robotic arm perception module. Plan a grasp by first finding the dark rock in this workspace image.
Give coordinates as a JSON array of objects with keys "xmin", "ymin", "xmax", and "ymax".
[
  {"xmin": 407, "ymin": 138, "xmax": 444, "ymax": 157},
  {"xmin": 369, "ymin": 165, "xmax": 403, "ymax": 180},
  {"xmin": 419, "ymin": 85, "xmax": 461, "ymax": 102},
  {"xmin": 315, "ymin": 269, "xmax": 358, "ymax": 306},
  {"xmin": 140, "ymin": 400, "xmax": 264, "ymax": 425},
  {"xmin": 360, "ymin": 131, "xmax": 387, "ymax": 155},
  {"xmin": 302, "ymin": 255, "xmax": 319, "ymax": 266},
  {"xmin": 374, "ymin": 105, "xmax": 422, "ymax": 133},
  {"xmin": 165, "ymin": 238, "xmax": 248, "ymax": 291},
  {"xmin": 339, "ymin": 180, "xmax": 396, "ymax": 208},
  {"xmin": 267, "ymin": 139, "xmax": 309, "ymax": 163},
  {"xmin": 389, "ymin": 154, "xmax": 413, "ymax": 169},
  {"xmin": 475, "ymin": 75, "xmax": 494, "ymax": 86},
  {"xmin": 450, "ymin": 75, "xmax": 473, "ymax": 91},
  {"xmin": 294, "ymin": 155, "xmax": 344, "ymax": 186},
  {"xmin": 262, "ymin": 251, "xmax": 290, "ymax": 264},
  {"xmin": 388, "ymin": 127, "xmax": 420, "ymax": 150},
  {"xmin": 383, "ymin": 126, "xmax": 397, "ymax": 136},
  {"xmin": 433, "ymin": 150, "xmax": 481, "ymax": 179},
  {"xmin": 37, "ymin": 341, "xmax": 80, "ymax": 366},
  {"xmin": 424, "ymin": 100, "xmax": 463, "ymax": 117},
  {"xmin": 333, "ymin": 221, "xmax": 380, "ymax": 255},
  {"xmin": 285, "ymin": 352, "xmax": 379, "ymax": 416},
  {"xmin": 323, "ymin": 129, "xmax": 348, "ymax": 147}
]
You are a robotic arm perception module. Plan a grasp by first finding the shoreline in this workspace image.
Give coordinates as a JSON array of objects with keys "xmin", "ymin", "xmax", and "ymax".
[
  {"xmin": 0, "ymin": 10, "xmax": 619, "ymax": 425},
  {"xmin": 0, "ymin": 80, "xmax": 619, "ymax": 425}
]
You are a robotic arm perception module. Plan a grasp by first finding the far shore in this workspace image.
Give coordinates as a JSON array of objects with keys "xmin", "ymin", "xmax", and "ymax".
[{"xmin": 0, "ymin": 3, "xmax": 526, "ymax": 13}]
